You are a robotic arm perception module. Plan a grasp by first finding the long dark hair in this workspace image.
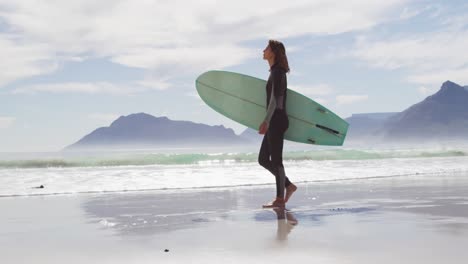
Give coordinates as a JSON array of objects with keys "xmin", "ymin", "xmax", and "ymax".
[{"xmin": 269, "ymin": 39, "xmax": 290, "ymax": 73}]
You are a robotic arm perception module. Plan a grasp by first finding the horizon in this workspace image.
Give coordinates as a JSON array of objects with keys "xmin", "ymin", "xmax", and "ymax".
[{"xmin": 1, "ymin": 1, "xmax": 468, "ymax": 152}]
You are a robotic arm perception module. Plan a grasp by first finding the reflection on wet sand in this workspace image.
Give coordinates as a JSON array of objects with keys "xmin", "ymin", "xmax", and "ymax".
[
  {"xmin": 81, "ymin": 190, "xmax": 240, "ymax": 236},
  {"xmin": 273, "ymin": 208, "xmax": 298, "ymax": 241},
  {"xmin": 4, "ymin": 173, "xmax": 468, "ymax": 264},
  {"xmin": 81, "ymin": 172, "xmax": 468, "ymax": 240}
]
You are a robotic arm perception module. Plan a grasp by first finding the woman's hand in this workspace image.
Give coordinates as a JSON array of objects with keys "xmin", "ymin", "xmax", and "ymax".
[{"xmin": 258, "ymin": 121, "xmax": 268, "ymax": 135}]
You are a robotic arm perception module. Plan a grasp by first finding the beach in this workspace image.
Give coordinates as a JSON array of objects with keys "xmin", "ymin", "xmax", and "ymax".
[
  {"xmin": 2, "ymin": 170, "xmax": 468, "ymax": 263},
  {"xmin": 2, "ymin": 1, "xmax": 468, "ymax": 263}
]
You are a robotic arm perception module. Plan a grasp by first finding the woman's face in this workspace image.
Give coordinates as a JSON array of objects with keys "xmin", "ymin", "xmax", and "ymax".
[{"xmin": 263, "ymin": 45, "xmax": 275, "ymax": 61}]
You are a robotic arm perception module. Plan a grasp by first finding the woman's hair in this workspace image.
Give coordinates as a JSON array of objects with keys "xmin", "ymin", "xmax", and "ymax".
[{"xmin": 269, "ymin": 39, "xmax": 290, "ymax": 73}]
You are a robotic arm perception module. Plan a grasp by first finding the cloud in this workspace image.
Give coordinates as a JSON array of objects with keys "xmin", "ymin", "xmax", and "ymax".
[
  {"xmin": 336, "ymin": 94, "xmax": 369, "ymax": 105},
  {"xmin": 408, "ymin": 66, "xmax": 468, "ymax": 86},
  {"xmin": 352, "ymin": 31, "xmax": 468, "ymax": 72},
  {"xmin": 0, "ymin": 0, "xmax": 410, "ymax": 88},
  {"xmin": 348, "ymin": 9, "xmax": 468, "ymax": 87},
  {"xmin": 399, "ymin": 7, "xmax": 421, "ymax": 20},
  {"xmin": 185, "ymin": 91, "xmax": 201, "ymax": 99},
  {"xmin": 399, "ymin": 5, "xmax": 433, "ymax": 20},
  {"xmin": 112, "ymin": 45, "xmax": 255, "ymax": 73},
  {"xmin": 0, "ymin": 36, "xmax": 57, "ymax": 87},
  {"xmin": 12, "ymin": 82, "xmax": 150, "ymax": 95},
  {"xmin": 137, "ymin": 77, "xmax": 172, "ymax": 91},
  {"xmin": 0, "ymin": 116, "xmax": 15, "ymax": 129},
  {"xmin": 314, "ymin": 98, "xmax": 329, "ymax": 105},
  {"xmin": 290, "ymin": 83, "xmax": 334, "ymax": 96},
  {"xmin": 88, "ymin": 113, "xmax": 120, "ymax": 124},
  {"xmin": 417, "ymin": 86, "xmax": 438, "ymax": 96}
]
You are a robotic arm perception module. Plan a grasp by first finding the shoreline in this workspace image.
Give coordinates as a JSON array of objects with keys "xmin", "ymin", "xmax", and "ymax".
[
  {"xmin": 0, "ymin": 157, "xmax": 468, "ymax": 199},
  {"xmin": 1, "ymin": 171, "xmax": 468, "ymax": 263}
]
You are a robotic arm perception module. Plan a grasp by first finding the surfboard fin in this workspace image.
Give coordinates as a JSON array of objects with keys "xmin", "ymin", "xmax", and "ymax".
[
  {"xmin": 316, "ymin": 124, "xmax": 340, "ymax": 135},
  {"xmin": 317, "ymin": 108, "xmax": 328, "ymax": 114}
]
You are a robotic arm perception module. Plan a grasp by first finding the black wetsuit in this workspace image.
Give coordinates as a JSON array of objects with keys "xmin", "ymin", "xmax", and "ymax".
[{"xmin": 258, "ymin": 63, "xmax": 291, "ymax": 198}]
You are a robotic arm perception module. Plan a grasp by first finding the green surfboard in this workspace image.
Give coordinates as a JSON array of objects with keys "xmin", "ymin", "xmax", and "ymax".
[{"xmin": 196, "ymin": 70, "xmax": 348, "ymax": 146}]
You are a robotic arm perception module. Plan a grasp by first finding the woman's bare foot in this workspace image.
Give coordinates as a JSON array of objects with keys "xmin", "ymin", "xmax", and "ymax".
[
  {"xmin": 286, "ymin": 211, "xmax": 298, "ymax": 225},
  {"xmin": 285, "ymin": 184, "xmax": 297, "ymax": 203},
  {"xmin": 262, "ymin": 197, "xmax": 285, "ymax": 208}
]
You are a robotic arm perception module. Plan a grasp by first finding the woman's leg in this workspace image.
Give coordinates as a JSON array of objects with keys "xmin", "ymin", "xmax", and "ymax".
[
  {"xmin": 267, "ymin": 126, "xmax": 286, "ymax": 199},
  {"xmin": 267, "ymin": 112, "xmax": 296, "ymax": 204},
  {"xmin": 258, "ymin": 133, "xmax": 271, "ymax": 169},
  {"xmin": 258, "ymin": 132, "xmax": 292, "ymax": 188}
]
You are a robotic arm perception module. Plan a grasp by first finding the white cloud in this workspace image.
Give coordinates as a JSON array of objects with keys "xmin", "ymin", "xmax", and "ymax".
[
  {"xmin": 186, "ymin": 91, "xmax": 201, "ymax": 99},
  {"xmin": 336, "ymin": 94, "xmax": 369, "ymax": 105},
  {"xmin": 137, "ymin": 76, "xmax": 172, "ymax": 91},
  {"xmin": 290, "ymin": 83, "xmax": 334, "ymax": 96},
  {"xmin": 314, "ymin": 98, "xmax": 329, "ymax": 105},
  {"xmin": 112, "ymin": 45, "xmax": 255, "ymax": 73},
  {"xmin": 12, "ymin": 82, "xmax": 143, "ymax": 95},
  {"xmin": 0, "ymin": 116, "xmax": 15, "ymax": 129},
  {"xmin": 409, "ymin": 67, "xmax": 468, "ymax": 87},
  {"xmin": 417, "ymin": 86, "xmax": 436, "ymax": 96},
  {"xmin": 399, "ymin": 5, "xmax": 434, "ymax": 20},
  {"xmin": 0, "ymin": 36, "xmax": 57, "ymax": 87},
  {"xmin": 399, "ymin": 7, "xmax": 421, "ymax": 19},
  {"xmin": 352, "ymin": 32, "xmax": 468, "ymax": 72},
  {"xmin": 88, "ymin": 113, "xmax": 120, "ymax": 124},
  {"xmin": 349, "ymin": 10, "xmax": 468, "ymax": 88},
  {"xmin": 0, "ymin": 0, "xmax": 410, "ymax": 88}
]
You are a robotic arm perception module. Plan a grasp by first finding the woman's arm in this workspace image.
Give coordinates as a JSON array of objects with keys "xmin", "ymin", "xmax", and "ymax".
[
  {"xmin": 264, "ymin": 69, "xmax": 284, "ymax": 124},
  {"xmin": 263, "ymin": 84, "xmax": 277, "ymax": 125},
  {"xmin": 259, "ymin": 69, "xmax": 283, "ymax": 134}
]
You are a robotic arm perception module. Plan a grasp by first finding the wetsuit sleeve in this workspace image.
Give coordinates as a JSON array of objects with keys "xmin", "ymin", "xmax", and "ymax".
[
  {"xmin": 263, "ymin": 85, "xmax": 277, "ymax": 125},
  {"xmin": 263, "ymin": 69, "xmax": 284, "ymax": 124}
]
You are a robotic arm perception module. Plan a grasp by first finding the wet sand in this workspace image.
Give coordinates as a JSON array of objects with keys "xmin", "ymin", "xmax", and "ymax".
[{"xmin": 1, "ymin": 171, "xmax": 468, "ymax": 263}]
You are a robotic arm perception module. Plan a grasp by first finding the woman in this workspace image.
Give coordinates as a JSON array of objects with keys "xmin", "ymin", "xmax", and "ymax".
[{"xmin": 258, "ymin": 39, "xmax": 297, "ymax": 208}]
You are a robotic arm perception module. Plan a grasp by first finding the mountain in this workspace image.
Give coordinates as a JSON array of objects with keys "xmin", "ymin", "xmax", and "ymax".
[
  {"xmin": 345, "ymin": 112, "xmax": 398, "ymax": 139},
  {"xmin": 66, "ymin": 113, "xmax": 247, "ymax": 150},
  {"xmin": 239, "ymin": 128, "xmax": 263, "ymax": 143},
  {"xmin": 66, "ymin": 80, "xmax": 468, "ymax": 149},
  {"xmin": 383, "ymin": 81, "xmax": 468, "ymax": 140}
]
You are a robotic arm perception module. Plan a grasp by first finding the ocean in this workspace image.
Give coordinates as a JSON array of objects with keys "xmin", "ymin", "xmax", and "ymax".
[{"xmin": 1, "ymin": 145, "xmax": 468, "ymax": 197}]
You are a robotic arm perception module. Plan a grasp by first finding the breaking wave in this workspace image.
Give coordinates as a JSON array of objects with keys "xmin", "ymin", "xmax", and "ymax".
[{"xmin": 1, "ymin": 149, "xmax": 466, "ymax": 169}]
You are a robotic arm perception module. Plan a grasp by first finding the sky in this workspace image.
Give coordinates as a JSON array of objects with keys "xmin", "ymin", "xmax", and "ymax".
[{"xmin": 1, "ymin": 0, "xmax": 468, "ymax": 152}]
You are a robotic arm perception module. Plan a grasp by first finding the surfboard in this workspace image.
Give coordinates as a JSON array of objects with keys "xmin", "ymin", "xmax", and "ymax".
[{"xmin": 196, "ymin": 70, "xmax": 348, "ymax": 146}]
